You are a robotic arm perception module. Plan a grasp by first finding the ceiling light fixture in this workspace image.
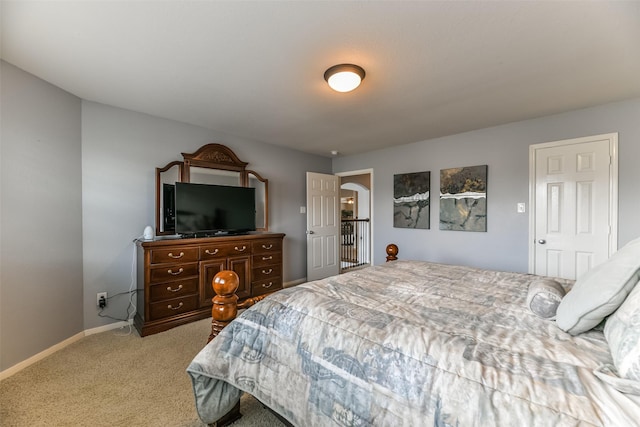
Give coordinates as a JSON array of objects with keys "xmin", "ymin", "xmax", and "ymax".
[{"xmin": 324, "ymin": 64, "xmax": 365, "ymax": 93}]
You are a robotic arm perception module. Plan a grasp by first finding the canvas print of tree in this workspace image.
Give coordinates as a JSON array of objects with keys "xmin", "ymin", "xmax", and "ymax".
[
  {"xmin": 394, "ymin": 171, "xmax": 430, "ymax": 229},
  {"xmin": 439, "ymin": 165, "xmax": 487, "ymax": 231}
]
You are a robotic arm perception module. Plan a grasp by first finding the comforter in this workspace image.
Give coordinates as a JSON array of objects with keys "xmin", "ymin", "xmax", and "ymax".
[{"xmin": 187, "ymin": 260, "xmax": 640, "ymax": 426}]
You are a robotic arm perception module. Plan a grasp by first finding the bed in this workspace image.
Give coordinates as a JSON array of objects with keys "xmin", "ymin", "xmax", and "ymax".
[{"xmin": 187, "ymin": 243, "xmax": 640, "ymax": 426}]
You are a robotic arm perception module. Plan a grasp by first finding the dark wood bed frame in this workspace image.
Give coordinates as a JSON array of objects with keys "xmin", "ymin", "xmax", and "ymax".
[{"xmin": 205, "ymin": 243, "xmax": 399, "ymax": 426}]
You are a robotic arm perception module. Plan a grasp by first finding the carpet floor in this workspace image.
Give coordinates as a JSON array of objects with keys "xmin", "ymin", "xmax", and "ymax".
[{"xmin": 0, "ymin": 319, "xmax": 283, "ymax": 426}]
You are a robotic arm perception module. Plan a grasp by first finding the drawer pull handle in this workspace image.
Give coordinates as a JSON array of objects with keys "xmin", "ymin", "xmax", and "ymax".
[
  {"xmin": 168, "ymin": 302, "xmax": 184, "ymax": 310},
  {"xmin": 262, "ymin": 282, "xmax": 274, "ymax": 289},
  {"xmin": 167, "ymin": 285, "xmax": 183, "ymax": 292},
  {"xmin": 168, "ymin": 268, "xmax": 184, "ymax": 276},
  {"xmin": 234, "ymin": 246, "xmax": 247, "ymax": 252},
  {"xmin": 262, "ymin": 244, "xmax": 273, "ymax": 249},
  {"xmin": 262, "ymin": 268, "xmax": 273, "ymax": 275},
  {"xmin": 167, "ymin": 252, "xmax": 184, "ymax": 259},
  {"xmin": 262, "ymin": 255, "xmax": 273, "ymax": 261},
  {"xmin": 205, "ymin": 249, "xmax": 219, "ymax": 255}
]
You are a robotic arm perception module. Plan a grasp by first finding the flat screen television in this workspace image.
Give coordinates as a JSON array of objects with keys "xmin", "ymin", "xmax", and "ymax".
[{"xmin": 174, "ymin": 182, "xmax": 256, "ymax": 236}]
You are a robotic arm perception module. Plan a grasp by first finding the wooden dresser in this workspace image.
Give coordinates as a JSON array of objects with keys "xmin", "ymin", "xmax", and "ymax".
[{"xmin": 135, "ymin": 232, "xmax": 285, "ymax": 336}]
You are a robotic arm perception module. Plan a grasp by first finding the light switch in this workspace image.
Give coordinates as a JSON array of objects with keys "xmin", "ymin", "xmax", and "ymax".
[
  {"xmin": 300, "ymin": 206, "xmax": 306, "ymax": 214},
  {"xmin": 517, "ymin": 203, "xmax": 526, "ymax": 213}
]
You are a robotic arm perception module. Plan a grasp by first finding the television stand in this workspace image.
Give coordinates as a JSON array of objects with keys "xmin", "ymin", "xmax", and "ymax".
[{"xmin": 134, "ymin": 232, "xmax": 285, "ymax": 336}]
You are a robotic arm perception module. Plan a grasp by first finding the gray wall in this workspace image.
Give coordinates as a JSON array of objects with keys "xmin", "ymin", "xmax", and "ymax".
[
  {"xmin": 1, "ymin": 62, "xmax": 330, "ymax": 369},
  {"xmin": 0, "ymin": 61, "xmax": 83, "ymax": 371},
  {"xmin": 81, "ymin": 102, "xmax": 331, "ymax": 329},
  {"xmin": 333, "ymin": 97, "xmax": 640, "ymax": 272}
]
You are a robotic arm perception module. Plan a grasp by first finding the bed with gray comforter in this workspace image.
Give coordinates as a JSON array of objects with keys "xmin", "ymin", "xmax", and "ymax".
[{"xmin": 187, "ymin": 260, "xmax": 640, "ymax": 426}]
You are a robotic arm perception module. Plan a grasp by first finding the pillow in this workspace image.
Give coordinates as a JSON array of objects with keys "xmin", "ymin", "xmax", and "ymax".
[
  {"xmin": 604, "ymin": 279, "xmax": 640, "ymax": 384},
  {"xmin": 526, "ymin": 278, "xmax": 566, "ymax": 319},
  {"xmin": 556, "ymin": 236, "xmax": 640, "ymax": 335}
]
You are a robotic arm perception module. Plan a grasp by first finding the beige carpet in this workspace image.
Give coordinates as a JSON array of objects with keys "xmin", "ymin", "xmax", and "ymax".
[{"xmin": 0, "ymin": 319, "xmax": 283, "ymax": 426}]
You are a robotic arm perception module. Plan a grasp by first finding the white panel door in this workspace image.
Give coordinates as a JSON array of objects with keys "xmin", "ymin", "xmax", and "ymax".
[
  {"xmin": 306, "ymin": 172, "xmax": 340, "ymax": 281},
  {"xmin": 530, "ymin": 134, "xmax": 617, "ymax": 280}
]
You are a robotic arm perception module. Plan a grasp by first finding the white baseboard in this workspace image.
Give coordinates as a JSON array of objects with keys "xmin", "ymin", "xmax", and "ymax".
[
  {"xmin": 84, "ymin": 319, "xmax": 133, "ymax": 336},
  {"xmin": 0, "ymin": 319, "xmax": 134, "ymax": 381},
  {"xmin": 284, "ymin": 277, "xmax": 307, "ymax": 288},
  {"xmin": 0, "ymin": 331, "xmax": 84, "ymax": 381}
]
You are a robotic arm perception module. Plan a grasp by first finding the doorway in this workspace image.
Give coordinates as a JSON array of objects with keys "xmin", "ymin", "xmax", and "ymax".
[
  {"xmin": 339, "ymin": 173, "xmax": 372, "ymax": 272},
  {"xmin": 528, "ymin": 133, "xmax": 618, "ymax": 280},
  {"xmin": 306, "ymin": 169, "xmax": 373, "ymax": 281}
]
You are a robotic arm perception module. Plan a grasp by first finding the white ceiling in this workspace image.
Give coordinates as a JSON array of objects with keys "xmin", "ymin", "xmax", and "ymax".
[{"xmin": 2, "ymin": 1, "xmax": 640, "ymax": 157}]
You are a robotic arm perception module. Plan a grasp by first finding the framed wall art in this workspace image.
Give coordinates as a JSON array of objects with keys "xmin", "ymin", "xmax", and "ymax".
[
  {"xmin": 393, "ymin": 171, "xmax": 430, "ymax": 229},
  {"xmin": 439, "ymin": 165, "xmax": 487, "ymax": 232}
]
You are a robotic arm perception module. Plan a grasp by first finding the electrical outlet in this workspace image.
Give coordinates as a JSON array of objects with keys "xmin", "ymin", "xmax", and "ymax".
[{"xmin": 97, "ymin": 292, "xmax": 107, "ymax": 308}]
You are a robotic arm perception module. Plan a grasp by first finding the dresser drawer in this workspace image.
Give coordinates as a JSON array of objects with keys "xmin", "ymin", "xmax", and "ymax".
[
  {"xmin": 149, "ymin": 278, "xmax": 198, "ymax": 302},
  {"xmin": 252, "ymin": 252, "xmax": 282, "ymax": 268},
  {"xmin": 252, "ymin": 277, "xmax": 282, "ymax": 297},
  {"xmin": 252, "ymin": 239, "xmax": 282, "ymax": 254},
  {"xmin": 150, "ymin": 247, "xmax": 199, "ymax": 264},
  {"xmin": 149, "ymin": 262, "xmax": 198, "ymax": 283},
  {"xmin": 252, "ymin": 264, "xmax": 282, "ymax": 282},
  {"xmin": 149, "ymin": 295, "xmax": 198, "ymax": 320},
  {"xmin": 200, "ymin": 241, "xmax": 251, "ymax": 259}
]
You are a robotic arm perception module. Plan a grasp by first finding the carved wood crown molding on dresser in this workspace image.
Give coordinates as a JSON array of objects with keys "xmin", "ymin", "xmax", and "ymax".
[{"xmin": 182, "ymin": 144, "xmax": 248, "ymax": 171}]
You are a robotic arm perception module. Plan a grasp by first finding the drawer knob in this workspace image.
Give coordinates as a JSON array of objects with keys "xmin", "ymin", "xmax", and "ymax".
[
  {"xmin": 262, "ymin": 244, "xmax": 273, "ymax": 250},
  {"xmin": 262, "ymin": 268, "xmax": 273, "ymax": 275},
  {"xmin": 205, "ymin": 249, "xmax": 219, "ymax": 255},
  {"xmin": 262, "ymin": 255, "xmax": 273, "ymax": 261},
  {"xmin": 167, "ymin": 284, "xmax": 183, "ymax": 292},
  {"xmin": 168, "ymin": 302, "xmax": 184, "ymax": 310},
  {"xmin": 168, "ymin": 268, "xmax": 184, "ymax": 276},
  {"xmin": 262, "ymin": 282, "xmax": 274, "ymax": 289},
  {"xmin": 167, "ymin": 252, "xmax": 184, "ymax": 259},
  {"xmin": 234, "ymin": 246, "xmax": 247, "ymax": 252}
]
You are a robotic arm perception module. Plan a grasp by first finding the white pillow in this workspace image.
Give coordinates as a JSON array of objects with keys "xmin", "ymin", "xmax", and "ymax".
[
  {"xmin": 604, "ymin": 279, "xmax": 640, "ymax": 383},
  {"xmin": 556, "ymin": 236, "xmax": 640, "ymax": 335},
  {"xmin": 526, "ymin": 278, "xmax": 566, "ymax": 319}
]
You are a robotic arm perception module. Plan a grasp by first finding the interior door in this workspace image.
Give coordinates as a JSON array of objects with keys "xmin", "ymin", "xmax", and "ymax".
[
  {"xmin": 306, "ymin": 172, "xmax": 340, "ymax": 281},
  {"xmin": 530, "ymin": 133, "xmax": 618, "ymax": 280}
]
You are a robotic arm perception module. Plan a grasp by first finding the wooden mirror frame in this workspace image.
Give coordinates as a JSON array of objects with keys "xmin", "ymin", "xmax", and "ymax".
[
  {"xmin": 155, "ymin": 143, "xmax": 269, "ymax": 236},
  {"xmin": 247, "ymin": 169, "xmax": 269, "ymax": 234}
]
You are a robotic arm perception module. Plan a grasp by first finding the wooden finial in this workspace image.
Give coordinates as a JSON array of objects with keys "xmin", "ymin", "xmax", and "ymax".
[
  {"xmin": 209, "ymin": 270, "xmax": 240, "ymax": 342},
  {"xmin": 386, "ymin": 243, "xmax": 398, "ymax": 262}
]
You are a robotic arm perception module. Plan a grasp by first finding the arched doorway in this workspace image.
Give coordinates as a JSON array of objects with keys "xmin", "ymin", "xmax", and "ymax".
[{"xmin": 339, "ymin": 172, "xmax": 372, "ymax": 271}]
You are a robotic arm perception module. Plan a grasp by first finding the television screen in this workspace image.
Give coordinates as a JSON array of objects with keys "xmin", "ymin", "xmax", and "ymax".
[
  {"xmin": 174, "ymin": 182, "xmax": 256, "ymax": 236},
  {"xmin": 162, "ymin": 183, "xmax": 176, "ymax": 233}
]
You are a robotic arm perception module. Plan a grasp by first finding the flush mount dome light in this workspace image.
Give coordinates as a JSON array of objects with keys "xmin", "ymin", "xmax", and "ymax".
[{"xmin": 324, "ymin": 64, "xmax": 365, "ymax": 92}]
